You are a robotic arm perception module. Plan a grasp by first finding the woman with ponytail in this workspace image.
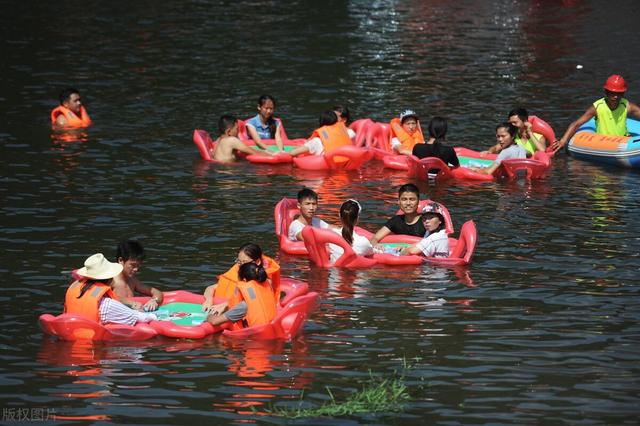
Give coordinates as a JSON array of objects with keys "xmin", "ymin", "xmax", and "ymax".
[
  {"xmin": 412, "ymin": 117, "xmax": 459, "ymax": 167},
  {"xmin": 328, "ymin": 199, "xmax": 374, "ymax": 264},
  {"xmin": 206, "ymin": 261, "xmax": 277, "ymax": 328}
]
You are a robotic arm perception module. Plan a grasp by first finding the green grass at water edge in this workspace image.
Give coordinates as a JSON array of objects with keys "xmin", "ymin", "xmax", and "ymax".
[{"xmin": 265, "ymin": 375, "xmax": 410, "ymax": 419}]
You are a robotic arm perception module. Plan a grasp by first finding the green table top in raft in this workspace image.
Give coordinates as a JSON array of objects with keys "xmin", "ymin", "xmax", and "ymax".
[
  {"xmin": 458, "ymin": 156, "xmax": 493, "ymax": 168},
  {"xmin": 257, "ymin": 145, "xmax": 297, "ymax": 153},
  {"xmin": 154, "ymin": 302, "xmax": 207, "ymax": 326}
]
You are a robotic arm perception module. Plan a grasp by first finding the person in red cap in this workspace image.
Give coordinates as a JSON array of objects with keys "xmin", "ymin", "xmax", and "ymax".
[{"xmin": 552, "ymin": 74, "xmax": 640, "ymax": 152}]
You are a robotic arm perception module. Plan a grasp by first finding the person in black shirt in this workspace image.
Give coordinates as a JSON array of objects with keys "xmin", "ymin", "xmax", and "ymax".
[
  {"xmin": 412, "ymin": 117, "xmax": 459, "ymax": 167},
  {"xmin": 370, "ymin": 183, "xmax": 426, "ymax": 249}
]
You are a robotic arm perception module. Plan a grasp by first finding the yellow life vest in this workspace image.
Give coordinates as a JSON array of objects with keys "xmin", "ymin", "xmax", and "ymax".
[{"xmin": 593, "ymin": 97, "xmax": 628, "ymax": 136}]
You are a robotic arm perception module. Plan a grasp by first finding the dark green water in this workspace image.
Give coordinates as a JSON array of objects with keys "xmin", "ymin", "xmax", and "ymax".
[{"xmin": 2, "ymin": 1, "xmax": 640, "ymax": 424}]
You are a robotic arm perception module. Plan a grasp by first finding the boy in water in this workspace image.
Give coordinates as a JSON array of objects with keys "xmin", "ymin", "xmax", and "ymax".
[
  {"xmin": 370, "ymin": 183, "xmax": 426, "ymax": 248},
  {"xmin": 111, "ymin": 240, "xmax": 164, "ymax": 311},
  {"xmin": 211, "ymin": 115, "xmax": 272, "ymax": 163},
  {"xmin": 288, "ymin": 188, "xmax": 333, "ymax": 241}
]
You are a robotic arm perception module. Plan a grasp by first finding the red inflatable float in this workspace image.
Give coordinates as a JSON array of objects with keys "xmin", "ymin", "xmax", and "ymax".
[
  {"xmin": 301, "ymin": 219, "xmax": 477, "ymax": 268},
  {"xmin": 274, "ymin": 197, "xmax": 372, "ymax": 256},
  {"xmin": 407, "ymin": 147, "xmax": 552, "ymax": 181},
  {"xmin": 40, "ymin": 279, "xmax": 316, "ymax": 342},
  {"xmin": 192, "ymin": 128, "xmax": 305, "ymax": 164},
  {"xmin": 292, "ymin": 145, "xmax": 373, "ymax": 171}
]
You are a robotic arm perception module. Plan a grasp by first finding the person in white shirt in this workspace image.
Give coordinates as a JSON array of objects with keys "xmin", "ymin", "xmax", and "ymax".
[
  {"xmin": 400, "ymin": 203, "xmax": 450, "ymax": 258},
  {"xmin": 288, "ymin": 188, "xmax": 332, "ymax": 241},
  {"xmin": 329, "ymin": 199, "xmax": 374, "ymax": 264}
]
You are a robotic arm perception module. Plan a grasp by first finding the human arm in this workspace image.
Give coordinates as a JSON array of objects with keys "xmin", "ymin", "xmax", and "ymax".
[
  {"xmin": 400, "ymin": 243, "xmax": 423, "ymax": 256},
  {"xmin": 111, "ymin": 280, "xmax": 143, "ymax": 311},
  {"xmin": 53, "ymin": 114, "xmax": 68, "ymax": 130},
  {"xmin": 232, "ymin": 139, "xmax": 274, "ymax": 156},
  {"xmin": 288, "ymin": 144, "xmax": 311, "ymax": 157},
  {"xmin": 524, "ymin": 122, "xmax": 546, "ymax": 152},
  {"xmin": 627, "ymin": 102, "xmax": 640, "ymax": 119},
  {"xmin": 274, "ymin": 121, "xmax": 285, "ymax": 152},
  {"xmin": 206, "ymin": 301, "xmax": 247, "ymax": 325},
  {"xmin": 202, "ymin": 283, "xmax": 218, "ymax": 311},
  {"xmin": 370, "ymin": 226, "xmax": 392, "ymax": 247},
  {"xmin": 134, "ymin": 281, "xmax": 163, "ymax": 311},
  {"xmin": 551, "ymin": 105, "xmax": 596, "ymax": 152},
  {"xmin": 481, "ymin": 143, "xmax": 502, "ymax": 156},
  {"xmin": 246, "ymin": 124, "xmax": 268, "ymax": 150}
]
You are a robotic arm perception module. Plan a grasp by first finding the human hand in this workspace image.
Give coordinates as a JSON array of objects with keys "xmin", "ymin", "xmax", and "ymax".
[
  {"xmin": 129, "ymin": 301, "xmax": 143, "ymax": 311},
  {"xmin": 550, "ymin": 139, "xmax": 564, "ymax": 153},
  {"xmin": 143, "ymin": 298, "xmax": 159, "ymax": 312},
  {"xmin": 206, "ymin": 302, "xmax": 228, "ymax": 316}
]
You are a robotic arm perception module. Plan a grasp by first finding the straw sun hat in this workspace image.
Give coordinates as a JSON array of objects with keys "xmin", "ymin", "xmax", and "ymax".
[{"xmin": 76, "ymin": 253, "xmax": 123, "ymax": 280}]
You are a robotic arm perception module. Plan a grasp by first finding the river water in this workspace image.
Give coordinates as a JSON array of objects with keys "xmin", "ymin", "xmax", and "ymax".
[{"xmin": 2, "ymin": 0, "xmax": 640, "ymax": 424}]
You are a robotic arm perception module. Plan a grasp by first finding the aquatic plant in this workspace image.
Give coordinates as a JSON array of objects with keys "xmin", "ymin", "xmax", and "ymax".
[{"xmin": 266, "ymin": 373, "xmax": 410, "ymax": 418}]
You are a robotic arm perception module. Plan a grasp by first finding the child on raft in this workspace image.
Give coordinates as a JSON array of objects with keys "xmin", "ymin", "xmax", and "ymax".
[
  {"xmin": 64, "ymin": 253, "xmax": 157, "ymax": 325},
  {"xmin": 400, "ymin": 203, "xmax": 450, "ymax": 258},
  {"xmin": 288, "ymin": 188, "xmax": 334, "ymax": 241},
  {"xmin": 205, "ymin": 261, "xmax": 277, "ymax": 328},
  {"xmin": 110, "ymin": 240, "xmax": 164, "ymax": 312},
  {"xmin": 412, "ymin": 117, "xmax": 460, "ymax": 167},
  {"xmin": 333, "ymin": 104, "xmax": 357, "ymax": 141},
  {"xmin": 470, "ymin": 122, "xmax": 526, "ymax": 175},
  {"xmin": 288, "ymin": 110, "xmax": 353, "ymax": 157},
  {"xmin": 329, "ymin": 199, "xmax": 374, "ymax": 264},
  {"xmin": 245, "ymin": 94, "xmax": 285, "ymax": 152},
  {"xmin": 390, "ymin": 109, "xmax": 425, "ymax": 156},
  {"xmin": 370, "ymin": 183, "xmax": 427, "ymax": 248},
  {"xmin": 211, "ymin": 114, "xmax": 273, "ymax": 163},
  {"xmin": 202, "ymin": 243, "xmax": 280, "ymax": 314}
]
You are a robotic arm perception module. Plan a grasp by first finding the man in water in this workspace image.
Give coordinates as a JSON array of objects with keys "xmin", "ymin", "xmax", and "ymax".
[{"xmin": 552, "ymin": 74, "xmax": 640, "ymax": 152}]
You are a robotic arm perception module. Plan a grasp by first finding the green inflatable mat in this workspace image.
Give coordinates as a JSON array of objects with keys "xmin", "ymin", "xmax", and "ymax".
[
  {"xmin": 458, "ymin": 156, "xmax": 493, "ymax": 168},
  {"xmin": 154, "ymin": 302, "xmax": 207, "ymax": 326}
]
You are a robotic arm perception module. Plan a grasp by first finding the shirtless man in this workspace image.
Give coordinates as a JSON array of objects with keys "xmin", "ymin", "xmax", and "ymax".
[
  {"xmin": 111, "ymin": 240, "xmax": 163, "ymax": 311},
  {"xmin": 211, "ymin": 115, "xmax": 272, "ymax": 163}
]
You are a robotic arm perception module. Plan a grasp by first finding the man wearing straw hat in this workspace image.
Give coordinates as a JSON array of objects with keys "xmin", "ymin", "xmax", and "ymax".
[{"xmin": 64, "ymin": 253, "xmax": 157, "ymax": 325}]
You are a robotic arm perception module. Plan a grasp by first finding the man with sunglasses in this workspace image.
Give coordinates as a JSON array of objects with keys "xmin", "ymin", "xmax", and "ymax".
[{"xmin": 552, "ymin": 74, "xmax": 640, "ymax": 153}]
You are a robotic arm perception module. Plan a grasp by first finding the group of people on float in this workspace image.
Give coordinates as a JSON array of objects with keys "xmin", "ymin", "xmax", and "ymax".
[
  {"xmin": 289, "ymin": 185, "xmax": 450, "ymax": 262},
  {"xmin": 52, "ymin": 74, "xmax": 640, "ymax": 167},
  {"xmin": 65, "ymin": 241, "xmax": 281, "ymax": 329},
  {"xmin": 53, "ymin": 73, "xmax": 640, "ymax": 330}
]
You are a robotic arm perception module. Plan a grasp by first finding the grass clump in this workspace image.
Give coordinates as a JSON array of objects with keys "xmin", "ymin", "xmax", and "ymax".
[{"xmin": 267, "ymin": 374, "xmax": 410, "ymax": 418}]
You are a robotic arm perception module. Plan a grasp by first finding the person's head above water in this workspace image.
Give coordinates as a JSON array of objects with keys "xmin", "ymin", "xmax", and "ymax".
[
  {"xmin": 238, "ymin": 261, "xmax": 268, "ymax": 283},
  {"xmin": 339, "ymin": 199, "xmax": 362, "ymax": 245},
  {"xmin": 495, "ymin": 122, "xmax": 518, "ymax": 149},
  {"xmin": 236, "ymin": 243, "xmax": 263, "ymax": 266},
  {"xmin": 333, "ymin": 105, "xmax": 350, "ymax": 123},
  {"xmin": 218, "ymin": 114, "xmax": 238, "ymax": 136},
  {"xmin": 59, "ymin": 87, "xmax": 83, "ymax": 114},
  {"xmin": 421, "ymin": 202, "xmax": 445, "ymax": 233},
  {"xmin": 428, "ymin": 117, "xmax": 448, "ymax": 141},
  {"xmin": 319, "ymin": 110, "xmax": 339, "ymax": 127}
]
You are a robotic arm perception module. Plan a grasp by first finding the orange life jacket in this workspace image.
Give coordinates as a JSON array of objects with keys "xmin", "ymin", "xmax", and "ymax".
[
  {"xmin": 237, "ymin": 280, "xmax": 278, "ymax": 327},
  {"xmin": 389, "ymin": 117, "xmax": 424, "ymax": 152},
  {"xmin": 64, "ymin": 280, "xmax": 115, "ymax": 322},
  {"xmin": 213, "ymin": 255, "xmax": 281, "ymax": 307},
  {"xmin": 311, "ymin": 122, "xmax": 352, "ymax": 153},
  {"xmin": 51, "ymin": 105, "xmax": 92, "ymax": 129},
  {"xmin": 262, "ymin": 255, "xmax": 281, "ymax": 301}
]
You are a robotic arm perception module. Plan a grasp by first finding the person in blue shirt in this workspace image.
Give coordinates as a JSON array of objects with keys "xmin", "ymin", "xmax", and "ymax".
[{"xmin": 245, "ymin": 94, "xmax": 285, "ymax": 152}]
